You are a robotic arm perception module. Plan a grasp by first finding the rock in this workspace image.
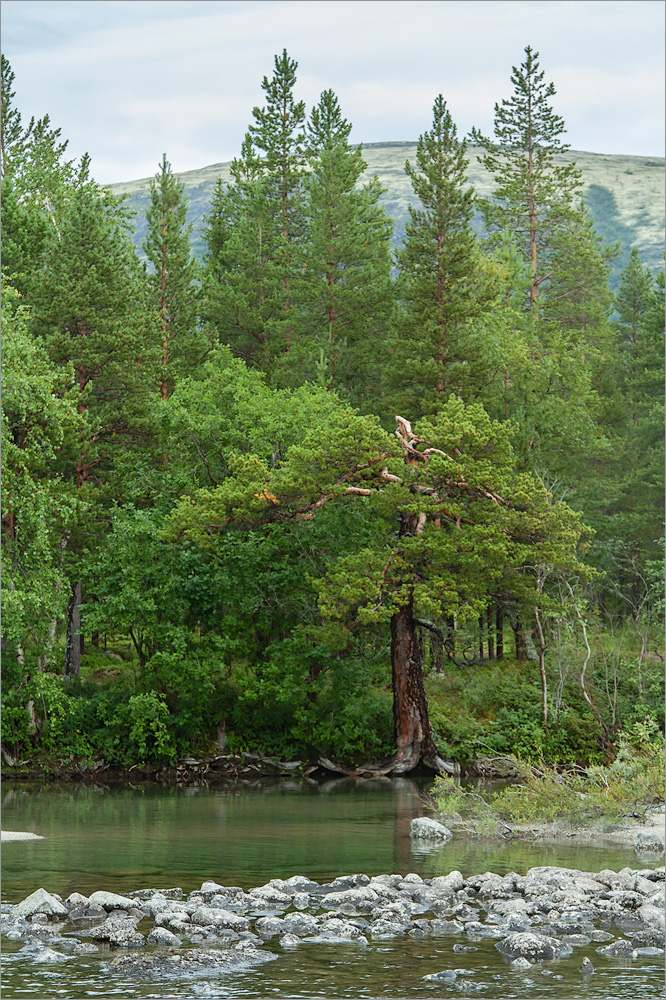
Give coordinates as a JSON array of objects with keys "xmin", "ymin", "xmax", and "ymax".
[
  {"xmin": 190, "ymin": 906, "xmax": 249, "ymax": 932},
  {"xmin": 580, "ymin": 956, "xmax": 594, "ymax": 974},
  {"xmin": 454, "ymin": 980, "xmax": 486, "ymax": 993},
  {"xmin": 87, "ymin": 891, "xmax": 138, "ymax": 912},
  {"xmin": 147, "ymin": 927, "xmax": 182, "ymax": 947},
  {"xmin": 632, "ymin": 928, "xmax": 666, "ymax": 947},
  {"xmin": 636, "ymin": 902, "xmax": 666, "ymax": 931},
  {"xmin": 595, "ymin": 938, "xmax": 634, "ymax": 958},
  {"xmin": 511, "ymin": 957, "xmax": 532, "ymax": 969},
  {"xmin": 247, "ymin": 886, "xmax": 291, "ymax": 908},
  {"xmin": 291, "ymin": 892, "xmax": 311, "ymax": 910},
  {"xmin": 423, "ymin": 969, "xmax": 457, "ymax": 982},
  {"xmin": 633, "ymin": 946, "xmax": 665, "ymax": 957},
  {"xmin": 635, "ymin": 832, "xmax": 665, "ymax": 854},
  {"xmin": 465, "ymin": 921, "xmax": 508, "ymax": 940},
  {"xmin": 14, "ymin": 888, "xmax": 68, "ymax": 921},
  {"xmin": 254, "ymin": 916, "xmax": 286, "ymax": 938},
  {"xmin": 64, "ymin": 892, "xmax": 89, "ymax": 910},
  {"xmin": 453, "ymin": 944, "xmax": 478, "ymax": 953},
  {"xmin": 18, "ymin": 943, "xmax": 70, "ymax": 962},
  {"xmin": 431, "ymin": 871, "xmax": 464, "ymax": 893},
  {"xmin": 562, "ymin": 933, "xmax": 592, "ymax": 946},
  {"xmin": 106, "ymin": 946, "xmax": 276, "ymax": 976},
  {"xmin": 55, "ymin": 939, "xmax": 99, "ymax": 955},
  {"xmin": 410, "ymin": 817, "xmax": 453, "ymax": 842},
  {"xmin": 279, "ymin": 932, "xmax": 301, "ymax": 946},
  {"xmin": 495, "ymin": 931, "xmax": 573, "ymax": 961},
  {"xmin": 282, "ymin": 912, "xmax": 318, "ymax": 936},
  {"xmin": 431, "ymin": 918, "xmax": 464, "ymax": 935}
]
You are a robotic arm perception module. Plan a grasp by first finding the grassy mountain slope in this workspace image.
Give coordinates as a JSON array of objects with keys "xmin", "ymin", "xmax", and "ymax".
[{"xmin": 110, "ymin": 142, "xmax": 665, "ymax": 289}]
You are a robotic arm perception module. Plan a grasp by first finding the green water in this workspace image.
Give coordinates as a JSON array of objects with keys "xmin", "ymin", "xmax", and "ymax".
[{"xmin": 1, "ymin": 778, "xmax": 664, "ymax": 999}]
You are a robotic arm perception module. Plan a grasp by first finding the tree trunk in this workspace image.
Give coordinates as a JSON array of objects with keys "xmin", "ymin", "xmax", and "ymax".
[
  {"xmin": 533, "ymin": 606, "xmax": 548, "ymax": 731},
  {"xmin": 478, "ymin": 615, "xmax": 484, "ymax": 660},
  {"xmin": 513, "ymin": 623, "xmax": 527, "ymax": 662},
  {"xmin": 64, "ymin": 581, "xmax": 82, "ymax": 679},
  {"xmin": 390, "ymin": 594, "xmax": 438, "ymax": 772},
  {"xmin": 496, "ymin": 605, "xmax": 504, "ymax": 660},
  {"xmin": 486, "ymin": 605, "xmax": 495, "ymax": 660}
]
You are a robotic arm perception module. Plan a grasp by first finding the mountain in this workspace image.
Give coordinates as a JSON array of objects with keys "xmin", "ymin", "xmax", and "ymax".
[{"xmin": 110, "ymin": 142, "xmax": 665, "ymax": 290}]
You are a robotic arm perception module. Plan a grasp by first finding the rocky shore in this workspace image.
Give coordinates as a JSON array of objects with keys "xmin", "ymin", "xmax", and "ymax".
[{"xmin": 3, "ymin": 863, "xmax": 664, "ymax": 981}]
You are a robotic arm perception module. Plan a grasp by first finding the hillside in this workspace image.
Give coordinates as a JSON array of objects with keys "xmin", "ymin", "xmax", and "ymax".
[{"xmin": 110, "ymin": 143, "xmax": 665, "ymax": 289}]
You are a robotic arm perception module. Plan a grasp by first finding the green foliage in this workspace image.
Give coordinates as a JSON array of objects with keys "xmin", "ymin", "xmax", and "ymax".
[{"xmin": 432, "ymin": 722, "xmax": 664, "ymax": 829}]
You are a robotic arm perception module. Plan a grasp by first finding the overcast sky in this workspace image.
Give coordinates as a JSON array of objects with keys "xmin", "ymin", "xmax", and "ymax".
[{"xmin": 2, "ymin": 0, "xmax": 664, "ymax": 184}]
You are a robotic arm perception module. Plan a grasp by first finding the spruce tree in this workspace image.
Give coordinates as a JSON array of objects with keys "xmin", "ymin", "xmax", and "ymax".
[
  {"xmin": 33, "ymin": 179, "xmax": 156, "ymax": 675},
  {"xmin": 285, "ymin": 89, "xmax": 393, "ymax": 403},
  {"xmin": 387, "ymin": 95, "xmax": 500, "ymax": 419},
  {"xmin": 201, "ymin": 51, "xmax": 305, "ymax": 373},
  {"xmin": 143, "ymin": 154, "xmax": 203, "ymax": 398}
]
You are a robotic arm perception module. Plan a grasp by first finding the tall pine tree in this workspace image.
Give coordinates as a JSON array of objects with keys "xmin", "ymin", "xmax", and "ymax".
[{"xmin": 143, "ymin": 154, "xmax": 203, "ymax": 399}]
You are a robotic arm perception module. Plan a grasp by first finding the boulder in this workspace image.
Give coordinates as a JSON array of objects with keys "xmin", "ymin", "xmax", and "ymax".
[
  {"xmin": 431, "ymin": 871, "xmax": 464, "ymax": 893},
  {"xmin": 89, "ymin": 916, "xmax": 145, "ymax": 948},
  {"xmin": 423, "ymin": 969, "xmax": 457, "ymax": 982},
  {"xmin": 14, "ymin": 889, "xmax": 68, "ymax": 921},
  {"xmin": 190, "ymin": 906, "xmax": 249, "ymax": 932},
  {"xmin": 18, "ymin": 943, "xmax": 70, "ymax": 963},
  {"xmin": 595, "ymin": 938, "xmax": 635, "ymax": 958},
  {"xmin": 87, "ymin": 891, "xmax": 137, "ymax": 912},
  {"xmin": 106, "ymin": 945, "xmax": 276, "ymax": 976},
  {"xmin": 635, "ymin": 832, "xmax": 665, "ymax": 854},
  {"xmin": 410, "ymin": 817, "xmax": 452, "ymax": 842},
  {"xmin": 147, "ymin": 927, "xmax": 182, "ymax": 947},
  {"xmin": 495, "ymin": 931, "xmax": 573, "ymax": 961}
]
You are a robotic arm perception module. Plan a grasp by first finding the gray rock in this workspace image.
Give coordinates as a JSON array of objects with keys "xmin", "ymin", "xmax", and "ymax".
[
  {"xmin": 14, "ymin": 888, "xmax": 68, "ymax": 921},
  {"xmin": 247, "ymin": 886, "xmax": 291, "ymax": 908},
  {"xmin": 254, "ymin": 916, "xmax": 286, "ymax": 938},
  {"xmin": 465, "ymin": 921, "xmax": 508, "ymax": 940},
  {"xmin": 190, "ymin": 906, "xmax": 249, "ymax": 932},
  {"xmin": 106, "ymin": 945, "xmax": 276, "ymax": 976},
  {"xmin": 431, "ymin": 918, "xmax": 464, "ymax": 935},
  {"xmin": 279, "ymin": 932, "xmax": 301, "ymax": 946},
  {"xmin": 147, "ymin": 927, "xmax": 182, "ymax": 947},
  {"xmin": 511, "ymin": 956, "xmax": 532, "ymax": 969},
  {"xmin": 18, "ymin": 943, "xmax": 70, "ymax": 963},
  {"xmin": 455, "ymin": 979, "xmax": 486, "ymax": 993},
  {"xmin": 89, "ymin": 914, "xmax": 145, "ymax": 948},
  {"xmin": 424, "ymin": 969, "xmax": 457, "ymax": 982},
  {"xmin": 55, "ymin": 938, "xmax": 99, "ymax": 955},
  {"xmin": 635, "ymin": 832, "xmax": 665, "ymax": 854},
  {"xmin": 88, "ymin": 891, "xmax": 137, "ymax": 912},
  {"xmin": 453, "ymin": 944, "xmax": 478, "ymax": 953},
  {"xmin": 496, "ymin": 932, "xmax": 573, "ymax": 961},
  {"xmin": 410, "ymin": 817, "xmax": 453, "ymax": 842},
  {"xmin": 562, "ymin": 933, "xmax": 592, "ymax": 946},
  {"xmin": 579, "ymin": 956, "xmax": 594, "ymax": 974},
  {"xmin": 431, "ymin": 871, "xmax": 464, "ymax": 893},
  {"xmin": 632, "ymin": 928, "xmax": 666, "ymax": 947},
  {"xmin": 595, "ymin": 938, "xmax": 634, "ymax": 958},
  {"xmin": 320, "ymin": 887, "xmax": 379, "ymax": 913},
  {"xmin": 64, "ymin": 892, "xmax": 89, "ymax": 910},
  {"xmin": 282, "ymin": 912, "xmax": 318, "ymax": 936},
  {"xmin": 633, "ymin": 946, "xmax": 665, "ymax": 957},
  {"xmin": 291, "ymin": 892, "xmax": 311, "ymax": 910}
]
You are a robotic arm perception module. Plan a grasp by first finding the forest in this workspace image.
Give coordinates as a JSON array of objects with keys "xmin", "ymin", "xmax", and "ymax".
[{"xmin": 2, "ymin": 47, "xmax": 664, "ymax": 775}]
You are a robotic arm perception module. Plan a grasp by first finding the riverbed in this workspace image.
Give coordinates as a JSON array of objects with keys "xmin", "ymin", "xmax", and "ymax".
[{"xmin": 2, "ymin": 778, "xmax": 664, "ymax": 999}]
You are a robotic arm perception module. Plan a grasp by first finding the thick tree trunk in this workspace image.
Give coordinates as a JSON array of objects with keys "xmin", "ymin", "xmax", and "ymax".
[
  {"xmin": 390, "ymin": 595, "xmax": 438, "ymax": 772},
  {"xmin": 64, "ymin": 581, "xmax": 82, "ymax": 679}
]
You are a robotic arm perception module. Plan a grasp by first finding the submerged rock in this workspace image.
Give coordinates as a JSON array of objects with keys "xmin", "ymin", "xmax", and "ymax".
[
  {"xmin": 580, "ymin": 956, "xmax": 595, "ymax": 974},
  {"xmin": 106, "ymin": 945, "xmax": 276, "ymax": 976},
  {"xmin": 496, "ymin": 931, "xmax": 573, "ymax": 961},
  {"xmin": 595, "ymin": 938, "xmax": 635, "ymax": 958}
]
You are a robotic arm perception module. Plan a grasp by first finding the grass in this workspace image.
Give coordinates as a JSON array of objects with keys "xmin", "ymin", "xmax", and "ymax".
[{"xmin": 430, "ymin": 719, "xmax": 665, "ymax": 834}]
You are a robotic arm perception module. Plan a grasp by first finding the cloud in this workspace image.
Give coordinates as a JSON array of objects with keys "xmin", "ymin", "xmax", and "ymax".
[{"xmin": 2, "ymin": 0, "xmax": 663, "ymax": 183}]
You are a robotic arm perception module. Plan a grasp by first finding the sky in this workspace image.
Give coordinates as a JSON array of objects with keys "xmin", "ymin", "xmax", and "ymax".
[{"xmin": 2, "ymin": 0, "xmax": 664, "ymax": 185}]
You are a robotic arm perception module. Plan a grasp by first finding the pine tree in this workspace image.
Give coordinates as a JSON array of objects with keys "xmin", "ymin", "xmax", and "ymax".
[
  {"xmin": 285, "ymin": 89, "xmax": 393, "ymax": 402},
  {"xmin": 201, "ymin": 51, "xmax": 306, "ymax": 373},
  {"xmin": 387, "ymin": 95, "xmax": 500, "ymax": 419},
  {"xmin": 143, "ymin": 154, "xmax": 203, "ymax": 399},
  {"xmin": 32, "ymin": 179, "xmax": 156, "ymax": 676},
  {"xmin": 471, "ymin": 44, "xmax": 616, "ymax": 338}
]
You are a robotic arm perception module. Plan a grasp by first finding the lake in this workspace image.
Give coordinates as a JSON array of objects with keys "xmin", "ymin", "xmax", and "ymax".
[{"xmin": 1, "ymin": 777, "xmax": 663, "ymax": 998}]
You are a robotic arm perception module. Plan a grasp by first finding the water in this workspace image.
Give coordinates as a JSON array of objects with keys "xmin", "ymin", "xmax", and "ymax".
[{"xmin": 2, "ymin": 778, "xmax": 664, "ymax": 999}]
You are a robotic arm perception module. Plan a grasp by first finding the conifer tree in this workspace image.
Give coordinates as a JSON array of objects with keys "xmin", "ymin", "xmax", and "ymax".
[
  {"xmin": 201, "ymin": 51, "xmax": 305, "ymax": 372},
  {"xmin": 33, "ymin": 178, "xmax": 156, "ymax": 675},
  {"xmin": 143, "ymin": 154, "xmax": 203, "ymax": 399},
  {"xmin": 387, "ymin": 95, "xmax": 500, "ymax": 419},
  {"xmin": 285, "ymin": 89, "xmax": 393, "ymax": 403}
]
